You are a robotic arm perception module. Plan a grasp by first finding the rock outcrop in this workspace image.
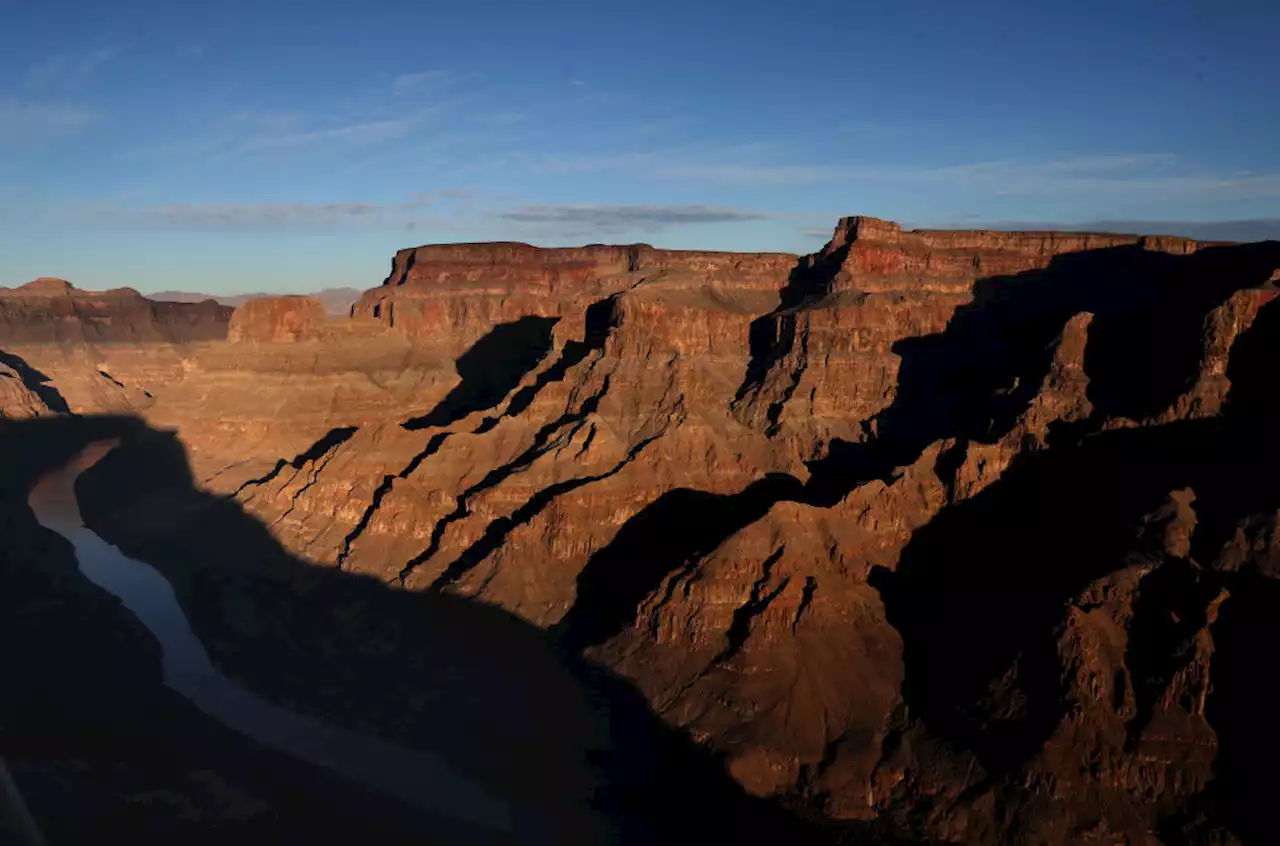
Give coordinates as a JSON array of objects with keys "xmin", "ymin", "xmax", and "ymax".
[
  {"xmin": 150, "ymin": 286, "xmax": 363, "ymax": 317},
  {"xmin": 6, "ymin": 218, "xmax": 1280, "ymax": 844},
  {"xmin": 228, "ymin": 296, "xmax": 329, "ymax": 343},
  {"xmin": 352, "ymin": 242, "xmax": 796, "ymax": 353},
  {"xmin": 0, "ymin": 281, "xmax": 234, "ymax": 418},
  {"xmin": 0, "ymin": 278, "xmax": 232, "ymax": 345},
  {"xmin": 731, "ymin": 216, "xmax": 1218, "ymax": 457},
  {"xmin": 0, "ymin": 354, "xmax": 54, "ymax": 418}
]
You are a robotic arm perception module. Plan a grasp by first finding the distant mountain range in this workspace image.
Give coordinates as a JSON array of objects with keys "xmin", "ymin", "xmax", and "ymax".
[{"xmin": 148, "ymin": 287, "xmax": 363, "ymax": 316}]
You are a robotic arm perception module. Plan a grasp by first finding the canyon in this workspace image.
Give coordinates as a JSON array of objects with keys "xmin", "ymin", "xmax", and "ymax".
[
  {"xmin": 149, "ymin": 287, "xmax": 363, "ymax": 317},
  {"xmin": 2, "ymin": 216, "xmax": 1279, "ymax": 844}
]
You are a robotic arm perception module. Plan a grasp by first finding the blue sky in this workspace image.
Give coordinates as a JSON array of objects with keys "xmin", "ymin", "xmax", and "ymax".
[{"xmin": 1, "ymin": 0, "xmax": 1277, "ymax": 293}]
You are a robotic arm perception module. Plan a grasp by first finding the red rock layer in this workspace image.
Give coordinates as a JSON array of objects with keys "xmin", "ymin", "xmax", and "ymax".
[
  {"xmin": 352, "ymin": 242, "xmax": 797, "ymax": 353},
  {"xmin": 228, "ymin": 296, "xmax": 329, "ymax": 342},
  {"xmin": 9, "ymin": 219, "xmax": 1280, "ymax": 845},
  {"xmin": 732, "ymin": 217, "xmax": 1222, "ymax": 456},
  {"xmin": 0, "ymin": 278, "xmax": 232, "ymax": 345},
  {"xmin": 821, "ymin": 215, "xmax": 1205, "ymax": 292}
]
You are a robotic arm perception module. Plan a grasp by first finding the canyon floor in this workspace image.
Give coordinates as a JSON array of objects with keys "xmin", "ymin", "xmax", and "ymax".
[{"xmin": 3, "ymin": 216, "xmax": 1280, "ymax": 844}]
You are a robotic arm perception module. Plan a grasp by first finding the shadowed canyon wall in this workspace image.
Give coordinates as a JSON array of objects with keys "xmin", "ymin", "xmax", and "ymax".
[{"xmin": 4, "ymin": 218, "xmax": 1280, "ymax": 844}]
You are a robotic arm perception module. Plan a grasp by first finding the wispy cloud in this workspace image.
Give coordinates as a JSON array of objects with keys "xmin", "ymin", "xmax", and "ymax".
[
  {"xmin": 134, "ymin": 108, "xmax": 443, "ymax": 159},
  {"xmin": 536, "ymin": 151, "xmax": 1178, "ymax": 185},
  {"xmin": 919, "ymin": 218, "xmax": 1280, "ymax": 243},
  {"xmin": 0, "ymin": 99, "xmax": 97, "ymax": 142},
  {"xmin": 182, "ymin": 91, "xmax": 486, "ymax": 158},
  {"xmin": 55, "ymin": 196, "xmax": 777, "ymax": 239},
  {"xmin": 495, "ymin": 203, "xmax": 770, "ymax": 233},
  {"xmin": 525, "ymin": 149, "xmax": 1280, "ymax": 202},
  {"xmin": 26, "ymin": 45, "xmax": 126, "ymax": 90},
  {"xmin": 391, "ymin": 69, "xmax": 456, "ymax": 95},
  {"xmin": 120, "ymin": 70, "xmax": 507, "ymax": 166},
  {"xmin": 238, "ymin": 117, "xmax": 418, "ymax": 151},
  {"xmin": 62, "ymin": 198, "xmax": 435, "ymax": 232}
]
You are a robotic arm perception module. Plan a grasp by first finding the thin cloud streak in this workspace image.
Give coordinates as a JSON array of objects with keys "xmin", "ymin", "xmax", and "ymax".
[
  {"xmin": 206, "ymin": 92, "xmax": 484, "ymax": 157},
  {"xmin": 55, "ymin": 198, "xmax": 777, "ymax": 238},
  {"xmin": 535, "ymin": 151, "xmax": 1182, "ymax": 185},
  {"xmin": 0, "ymin": 99, "xmax": 97, "ymax": 142},
  {"xmin": 528, "ymin": 149, "xmax": 1280, "ymax": 201},
  {"xmin": 391, "ymin": 70, "xmax": 457, "ymax": 95},
  {"xmin": 496, "ymin": 203, "xmax": 770, "ymax": 231},
  {"xmin": 62, "ymin": 199, "xmax": 433, "ymax": 232},
  {"xmin": 920, "ymin": 218, "xmax": 1280, "ymax": 243},
  {"xmin": 238, "ymin": 118, "xmax": 419, "ymax": 151},
  {"xmin": 26, "ymin": 45, "xmax": 126, "ymax": 90}
]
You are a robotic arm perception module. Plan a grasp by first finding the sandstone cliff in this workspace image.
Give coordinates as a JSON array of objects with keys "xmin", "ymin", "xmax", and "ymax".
[
  {"xmin": 228, "ymin": 296, "xmax": 329, "ymax": 342},
  {"xmin": 0, "ymin": 278, "xmax": 232, "ymax": 344},
  {"xmin": 0, "ymin": 279, "xmax": 234, "ymax": 418},
  {"xmin": 150, "ymin": 286, "xmax": 363, "ymax": 317},
  {"xmin": 6, "ymin": 219, "xmax": 1280, "ymax": 844}
]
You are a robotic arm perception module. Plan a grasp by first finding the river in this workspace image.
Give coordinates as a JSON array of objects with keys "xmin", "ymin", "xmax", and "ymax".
[{"xmin": 26, "ymin": 442, "xmax": 513, "ymax": 836}]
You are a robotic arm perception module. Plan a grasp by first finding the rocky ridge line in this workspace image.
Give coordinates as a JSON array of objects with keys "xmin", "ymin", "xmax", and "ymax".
[{"xmin": 5, "ymin": 219, "xmax": 1280, "ymax": 844}]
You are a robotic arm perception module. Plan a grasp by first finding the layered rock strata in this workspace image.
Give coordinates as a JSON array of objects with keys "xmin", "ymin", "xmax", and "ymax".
[{"xmin": 6, "ymin": 219, "xmax": 1280, "ymax": 844}]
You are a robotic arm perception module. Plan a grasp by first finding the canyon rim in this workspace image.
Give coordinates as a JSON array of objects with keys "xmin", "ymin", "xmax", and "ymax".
[{"xmin": 4, "ymin": 216, "xmax": 1280, "ymax": 844}]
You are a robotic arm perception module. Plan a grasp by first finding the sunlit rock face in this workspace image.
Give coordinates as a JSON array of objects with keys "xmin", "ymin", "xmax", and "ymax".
[{"xmin": 5, "ymin": 219, "xmax": 1280, "ymax": 844}]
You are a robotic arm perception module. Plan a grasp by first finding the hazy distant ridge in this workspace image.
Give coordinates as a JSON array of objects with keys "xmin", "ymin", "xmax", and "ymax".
[{"xmin": 149, "ymin": 287, "xmax": 363, "ymax": 316}]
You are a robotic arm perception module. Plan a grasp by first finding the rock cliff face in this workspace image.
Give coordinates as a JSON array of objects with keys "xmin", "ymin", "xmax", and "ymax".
[
  {"xmin": 0, "ymin": 280, "xmax": 234, "ymax": 418},
  {"xmin": 151, "ymin": 286, "xmax": 363, "ymax": 317},
  {"xmin": 0, "ymin": 278, "xmax": 231, "ymax": 344},
  {"xmin": 352, "ymin": 242, "xmax": 796, "ymax": 354},
  {"xmin": 228, "ymin": 296, "xmax": 329, "ymax": 342},
  {"xmin": 6, "ymin": 220, "xmax": 1280, "ymax": 844}
]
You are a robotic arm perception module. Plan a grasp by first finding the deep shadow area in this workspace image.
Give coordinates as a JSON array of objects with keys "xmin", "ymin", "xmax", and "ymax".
[
  {"xmin": 402, "ymin": 316, "xmax": 558, "ymax": 430},
  {"xmin": 227, "ymin": 425, "xmax": 360, "ymax": 497},
  {"xmin": 0, "ymin": 415, "xmax": 461, "ymax": 844},
  {"xmin": 503, "ymin": 297, "xmax": 615, "ymax": 419},
  {"xmin": 733, "ymin": 240, "xmax": 850, "ymax": 408},
  {"xmin": 1186, "ymin": 290, "xmax": 1280, "ymax": 564},
  {"xmin": 290, "ymin": 424, "xmax": 359, "ymax": 466},
  {"xmin": 0, "ymin": 413, "xmax": 838, "ymax": 844},
  {"xmin": 871, "ymin": 420, "xmax": 1223, "ymax": 776},
  {"xmin": 393, "ymin": 297, "xmax": 619, "ymax": 586},
  {"xmin": 735, "ymin": 241, "xmax": 1280, "ymax": 519},
  {"xmin": 821, "ymin": 242, "xmax": 1280, "ymax": 778},
  {"xmin": 430, "ymin": 429, "xmax": 664, "ymax": 591},
  {"xmin": 556, "ymin": 475, "xmax": 805, "ymax": 651},
  {"xmin": 1121, "ymin": 556, "xmax": 1216, "ymax": 748},
  {"xmin": 866, "ymin": 261, "xmax": 1280, "ymax": 828},
  {"xmin": 0, "ymin": 350, "xmax": 71, "ymax": 413},
  {"xmin": 400, "ymin": 374, "xmax": 615, "ymax": 585},
  {"xmin": 1158, "ymin": 282, "xmax": 1280, "ymax": 844},
  {"xmin": 561, "ymin": 239, "xmax": 1280, "ymax": 793},
  {"xmin": 813, "ymin": 241, "xmax": 1279, "ymax": 493},
  {"xmin": 6, "ymin": 238, "xmax": 1278, "ymax": 843},
  {"xmin": 1192, "ymin": 573, "xmax": 1280, "ymax": 845}
]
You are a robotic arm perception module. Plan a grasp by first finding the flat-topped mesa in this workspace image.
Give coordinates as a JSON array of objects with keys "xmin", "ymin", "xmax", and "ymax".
[
  {"xmin": 733, "ymin": 216, "xmax": 1241, "ymax": 455},
  {"xmin": 0, "ymin": 278, "xmax": 164, "ymax": 300},
  {"xmin": 379, "ymin": 242, "xmax": 640, "ymax": 292},
  {"xmin": 3, "ymin": 277, "xmax": 77, "ymax": 296},
  {"xmin": 811, "ymin": 215, "xmax": 1214, "ymax": 297},
  {"xmin": 352, "ymin": 240, "xmax": 798, "ymax": 347},
  {"xmin": 376, "ymin": 242, "xmax": 796, "ymax": 290},
  {"xmin": 0, "ymin": 279, "xmax": 232, "ymax": 344},
  {"xmin": 228, "ymin": 296, "xmax": 329, "ymax": 343}
]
